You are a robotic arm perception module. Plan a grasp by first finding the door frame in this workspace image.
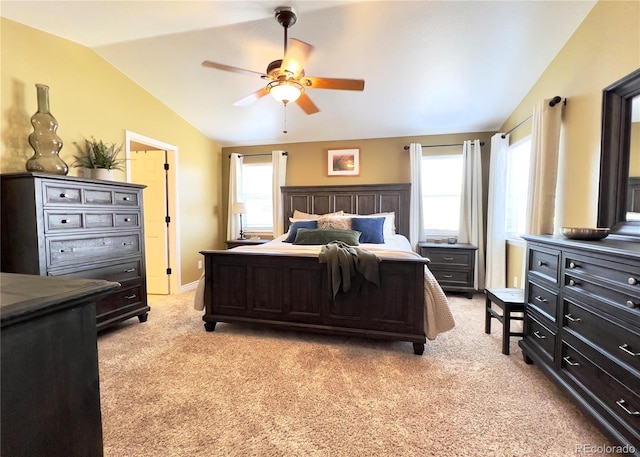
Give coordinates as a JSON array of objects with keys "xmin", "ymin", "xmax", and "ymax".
[{"xmin": 125, "ymin": 130, "xmax": 180, "ymax": 295}]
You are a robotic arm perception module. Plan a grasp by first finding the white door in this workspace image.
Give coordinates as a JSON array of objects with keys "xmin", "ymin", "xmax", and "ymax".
[{"xmin": 130, "ymin": 150, "xmax": 170, "ymax": 295}]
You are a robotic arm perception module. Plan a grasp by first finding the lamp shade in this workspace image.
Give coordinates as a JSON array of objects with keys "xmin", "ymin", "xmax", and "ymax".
[
  {"xmin": 269, "ymin": 81, "xmax": 302, "ymax": 104},
  {"xmin": 232, "ymin": 202, "xmax": 247, "ymax": 215}
]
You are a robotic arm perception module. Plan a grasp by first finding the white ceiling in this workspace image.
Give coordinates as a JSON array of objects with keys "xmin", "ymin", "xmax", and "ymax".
[{"xmin": 1, "ymin": 1, "xmax": 597, "ymax": 147}]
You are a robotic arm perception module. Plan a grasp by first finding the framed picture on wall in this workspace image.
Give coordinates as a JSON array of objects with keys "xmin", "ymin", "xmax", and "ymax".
[{"xmin": 327, "ymin": 148, "xmax": 360, "ymax": 176}]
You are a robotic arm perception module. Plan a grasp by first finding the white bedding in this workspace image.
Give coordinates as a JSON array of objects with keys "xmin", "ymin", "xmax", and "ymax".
[{"xmin": 194, "ymin": 234, "xmax": 455, "ymax": 340}]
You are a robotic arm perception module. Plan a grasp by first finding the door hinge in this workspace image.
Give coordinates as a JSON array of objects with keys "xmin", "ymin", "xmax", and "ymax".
[
  {"xmin": 164, "ymin": 163, "xmax": 170, "ymax": 171},
  {"xmin": 165, "ymin": 216, "xmax": 171, "ymax": 223},
  {"xmin": 166, "ymin": 268, "xmax": 172, "ymax": 275}
]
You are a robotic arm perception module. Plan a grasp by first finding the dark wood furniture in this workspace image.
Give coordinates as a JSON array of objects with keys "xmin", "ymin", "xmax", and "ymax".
[
  {"xmin": 225, "ymin": 238, "xmax": 269, "ymax": 249},
  {"xmin": 0, "ymin": 172, "xmax": 150, "ymax": 330},
  {"xmin": 418, "ymin": 242, "xmax": 477, "ymax": 298},
  {"xmin": 484, "ymin": 288, "xmax": 525, "ymax": 355},
  {"xmin": 1, "ymin": 273, "xmax": 119, "ymax": 457},
  {"xmin": 520, "ymin": 235, "xmax": 640, "ymax": 454},
  {"xmin": 598, "ymin": 68, "xmax": 640, "ymax": 238},
  {"xmin": 201, "ymin": 183, "xmax": 432, "ymax": 355}
]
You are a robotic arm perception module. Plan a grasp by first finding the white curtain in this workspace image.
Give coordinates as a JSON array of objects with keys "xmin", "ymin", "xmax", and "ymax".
[
  {"xmin": 409, "ymin": 143, "xmax": 424, "ymax": 251},
  {"xmin": 272, "ymin": 150, "xmax": 288, "ymax": 236},
  {"xmin": 458, "ymin": 140, "xmax": 485, "ymax": 291},
  {"xmin": 526, "ymin": 99, "xmax": 563, "ymax": 235},
  {"xmin": 227, "ymin": 153, "xmax": 243, "ymax": 240},
  {"xmin": 485, "ymin": 133, "xmax": 510, "ymax": 289}
]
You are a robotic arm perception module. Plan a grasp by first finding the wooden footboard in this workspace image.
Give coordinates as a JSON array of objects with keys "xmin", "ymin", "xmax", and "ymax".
[{"xmin": 200, "ymin": 250, "xmax": 428, "ymax": 354}]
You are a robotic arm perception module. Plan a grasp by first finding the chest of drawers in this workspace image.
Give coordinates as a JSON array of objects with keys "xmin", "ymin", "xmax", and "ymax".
[
  {"xmin": 1, "ymin": 172, "xmax": 150, "ymax": 331},
  {"xmin": 521, "ymin": 235, "xmax": 640, "ymax": 454},
  {"xmin": 418, "ymin": 242, "xmax": 477, "ymax": 298}
]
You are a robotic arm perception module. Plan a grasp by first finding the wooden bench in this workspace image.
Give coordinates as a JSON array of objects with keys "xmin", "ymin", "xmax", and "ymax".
[{"xmin": 485, "ymin": 288, "xmax": 525, "ymax": 355}]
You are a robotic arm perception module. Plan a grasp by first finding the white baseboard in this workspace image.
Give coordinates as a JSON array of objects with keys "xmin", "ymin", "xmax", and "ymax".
[{"xmin": 179, "ymin": 280, "xmax": 199, "ymax": 294}]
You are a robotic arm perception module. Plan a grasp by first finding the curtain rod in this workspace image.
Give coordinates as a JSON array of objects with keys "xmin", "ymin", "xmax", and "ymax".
[
  {"xmin": 403, "ymin": 141, "xmax": 485, "ymax": 150},
  {"xmin": 228, "ymin": 152, "xmax": 288, "ymax": 158},
  {"xmin": 501, "ymin": 96, "xmax": 565, "ymax": 139}
]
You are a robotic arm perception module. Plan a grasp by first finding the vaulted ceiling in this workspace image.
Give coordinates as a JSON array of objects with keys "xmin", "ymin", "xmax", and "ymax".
[{"xmin": 1, "ymin": 1, "xmax": 597, "ymax": 146}]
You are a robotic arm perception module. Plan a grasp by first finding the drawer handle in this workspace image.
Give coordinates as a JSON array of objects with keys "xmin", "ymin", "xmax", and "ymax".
[
  {"xmin": 619, "ymin": 344, "xmax": 640, "ymax": 357},
  {"xmin": 124, "ymin": 217, "xmax": 132, "ymax": 222},
  {"xmin": 534, "ymin": 295, "xmax": 548, "ymax": 303},
  {"xmin": 124, "ymin": 268, "xmax": 136, "ymax": 273},
  {"xmin": 625, "ymin": 300, "xmax": 637, "ymax": 309},
  {"xmin": 122, "ymin": 242, "xmax": 134, "ymax": 246},
  {"xmin": 59, "ymin": 193, "xmax": 70, "ymax": 198},
  {"xmin": 443, "ymin": 256, "xmax": 454, "ymax": 261},
  {"xmin": 568, "ymin": 261, "xmax": 578, "ymax": 269},
  {"xmin": 125, "ymin": 294, "xmax": 137, "ymax": 300},
  {"xmin": 628, "ymin": 277, "xmax": 638, "ymax": 286},
  {"xmin": 537, "ymin": 260, "xmax": 546, "ymax": 267},
  {"xmin": 564, "ymin": 314, "xmax": 581, "ymax": 323},
  {"xmin": 562, "ymin": 356, "xmax": 580, "ymax": 367},
  {"xmin": 123, "ymin": 196, "xmax": 131, "ymax": 201},
  {"xmin": 60, "ymin": 219, "xmax": 70, "ymax": 224},
  {"xmin": 442, "ymin": 274, "xmax": 453, "ymax": 279},
  {"xmin": 616, "ymin": 399, "xmax": 640, "ymax": 416},
  {"xmin": 533, "ymin": 331, "xmax": 546, "ymax": 340},
  {"xmin": 568, "ymin": 279, "xmax": 578, "ymax": 287},
  {"xmin": 59, "ymin": 247, "xmax": 76, "ymax": 253}
]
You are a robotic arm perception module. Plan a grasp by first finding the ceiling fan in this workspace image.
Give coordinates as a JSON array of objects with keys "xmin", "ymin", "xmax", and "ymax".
[{"xmin": 201, "ymin": 6, "xmax": 365, "ymax": 115}]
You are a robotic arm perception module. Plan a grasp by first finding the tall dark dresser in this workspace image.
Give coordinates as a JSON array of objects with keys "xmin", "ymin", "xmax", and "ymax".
[
  {"xmin": 0, "ymin": 172, "xmax": 150, "ymax": 330},
  {"xmin": 520, "ymin": 235, "xmax": 639, "ymax": 454}
]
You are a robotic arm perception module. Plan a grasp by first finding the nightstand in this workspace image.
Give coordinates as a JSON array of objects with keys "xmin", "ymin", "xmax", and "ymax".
[
  {"xmin": 225, "ymin": 239, "xmax": 269, "ymax": 249},
  {"xmin": 418, "ymin": 242, "xmax": 477, "ymax": 298}
]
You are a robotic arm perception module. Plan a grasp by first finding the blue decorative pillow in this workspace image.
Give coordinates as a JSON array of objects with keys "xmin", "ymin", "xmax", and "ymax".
[
  {"xmin": 284, "ymin": 220, "xmax": 318, "ymax": 242},
  {"xmin": 351, "ymin": 217, "xmax": 385, "ymax": 243}
]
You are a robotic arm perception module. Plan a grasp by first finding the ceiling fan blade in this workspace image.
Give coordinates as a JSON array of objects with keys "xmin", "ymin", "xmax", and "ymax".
[
  {"xmin": 281, "ymin": 38, "xmax": 314, "ymax": 77},
  {"xmin": 233, "ymin": 87, "xmax": 270, "ymax": 107},
  {"xmin": 300, "ymin": 76, "xmax": 365, "ymax": 91},
  {"xmin": 296, "ymin": 92, "xmax": 320, "ymax": 115},
  {"xmin": 202, "ymin": 60, "xmax": 265, "ymax": 78}
]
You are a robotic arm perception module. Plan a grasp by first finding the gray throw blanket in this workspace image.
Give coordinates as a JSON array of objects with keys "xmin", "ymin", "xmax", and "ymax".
[{"xmin": 319, "ymin": 241, "xmax": 380, "ymax": 299}]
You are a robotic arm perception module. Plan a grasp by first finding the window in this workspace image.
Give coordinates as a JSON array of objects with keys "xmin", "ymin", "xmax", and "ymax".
[
  {"xmin": 421, "ymin": 154, "xmax": 463, "ymax": 234},
  {"xmin": 241, "ymin": 162, "xmax": 273, "ymax": 232},
  {"xmin": 504, "ymin": 137, "xmax": 531, "ymax": 238}
]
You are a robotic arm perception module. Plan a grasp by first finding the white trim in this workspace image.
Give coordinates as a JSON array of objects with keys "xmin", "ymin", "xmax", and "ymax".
[
  {"xmin": 125, "ymin": 130, "xmax": 181, "ymax": 296},
  {"xmin": 506, "ymin": 237, "xmax": 526, "ymax": 247},
  {"xmin": 179, "ymin": 280, "xmax": 199, "ymax": 294}
]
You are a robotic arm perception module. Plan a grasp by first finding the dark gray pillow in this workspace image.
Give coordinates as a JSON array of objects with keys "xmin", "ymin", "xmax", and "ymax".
[{"xmin": 293, "ymin": 228, "xmax": 361, "ymax": 246}]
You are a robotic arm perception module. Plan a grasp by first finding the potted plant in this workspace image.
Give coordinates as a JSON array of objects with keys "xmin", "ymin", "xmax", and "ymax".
[{"xmin": 73, "ymin": 136, "xmax": 124, "ymax": 180}]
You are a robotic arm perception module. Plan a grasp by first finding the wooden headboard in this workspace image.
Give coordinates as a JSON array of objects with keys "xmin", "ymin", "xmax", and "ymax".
[{"xmin": 281, "ymin": 183, "xmax": 411, "ymax": 238}]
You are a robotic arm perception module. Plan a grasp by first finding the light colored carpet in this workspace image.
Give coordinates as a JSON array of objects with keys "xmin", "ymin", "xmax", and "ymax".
[{"xmin": 98, "ymin": 291, "xmax": 612, "ymax": 457}]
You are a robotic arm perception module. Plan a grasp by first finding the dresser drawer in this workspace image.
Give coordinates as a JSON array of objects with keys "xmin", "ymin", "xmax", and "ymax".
[
  {"xmin": 422, "ymin": 249, "xmax": 473, "ymax": 268},
  {"xmin": 83, "ymin": 188, "xmax": 114, "ymax": 205},
  {"xmin": 566, "ymin": 274, "xmax": 640, "ymax": 318},
  {"xmin": 563, "ymin": 298, "xmax": 640, "ymax": 374},
  {"xmin": 49, "ymin": 258, "xmax": 143, "ymax": 284},
  {"xmin": 44, "ymin": 184, "xmax": 82, "ymax": 204},
  {"xmin": 114, "ymin": 212, "xmax": 140, "ymax": 228},
  {"xmin": 528, "ymin": 245, "xmax": 560, "ymax": 284},
  {"xmin": 528, "ymin": 281, "xmax": 558, "ymax": 322},
  {"xmin": 565, "ymin": 252, "xmax": 640, "ymax": 293},
  {"xmin": 47, "ymin": 233, "xmax": 142, "ymax": 268},
  {"xmin": 96, "ymin": 283, "xmax": 146, "ymax": 323},
  {"xmin": 114, "ymin": 191, "xmax": 139, "ymax": 207},
  {"xmin": 525, "ymin": 312, "xmax": 557, "ymax": 362},
  {"xmin": 561, "ymin": 342, "xmax": 640, "ymax": 441},
  {"xmin": 45, "ymin": 212, "xmax": 83, "ymax": 231}
]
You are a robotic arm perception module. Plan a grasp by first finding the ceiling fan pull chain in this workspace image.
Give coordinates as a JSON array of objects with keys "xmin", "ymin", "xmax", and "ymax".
[{"xmin": 283, "ymin": 104, "xmax": 288, "ymax": 134}]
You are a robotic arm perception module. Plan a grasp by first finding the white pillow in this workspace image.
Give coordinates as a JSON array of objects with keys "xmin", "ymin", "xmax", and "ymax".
[{"xmin": 291, "ymin": 210, "xmax": 344, "ymax": 220}]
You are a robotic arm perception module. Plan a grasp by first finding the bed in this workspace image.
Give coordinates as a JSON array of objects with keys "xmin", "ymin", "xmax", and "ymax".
[{"xmin": 196, "ymin": 183, "xmax": 454, "ymax": 355}]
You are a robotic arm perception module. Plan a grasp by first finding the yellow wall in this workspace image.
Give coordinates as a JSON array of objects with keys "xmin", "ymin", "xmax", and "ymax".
[
  {"xmin": 0, "ymin": 18, "xmax": 222, "ymax": 286},
  {"xmin": 221, "ymin": 132, "xmax": 494, "ymax": 239},
  {"xmin": 502, "ymin": 0, "xmax": 640, "ymax": 284}
]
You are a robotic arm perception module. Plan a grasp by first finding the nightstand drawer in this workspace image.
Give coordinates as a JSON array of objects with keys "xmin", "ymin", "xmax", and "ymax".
[
  {"xmin": 422, "ymin": 249, "xmax": 473, "ymax": 268},
  {"xmin": 431, "ymin": 269, "xmax": 472, "ymax": 287}
]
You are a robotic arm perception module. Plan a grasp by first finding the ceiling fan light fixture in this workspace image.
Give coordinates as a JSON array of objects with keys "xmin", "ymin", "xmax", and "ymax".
[{"xmin": 268, "ymin": 80, "xmax": 303, "ymax": 105}]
